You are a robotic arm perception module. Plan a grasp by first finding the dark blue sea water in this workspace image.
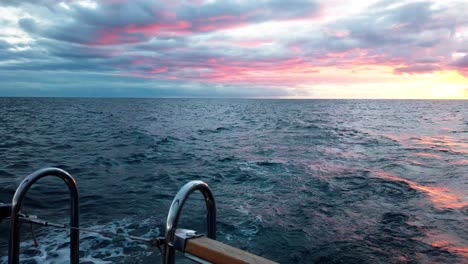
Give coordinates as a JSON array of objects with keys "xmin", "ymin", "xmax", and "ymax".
[{"xmin": 0, "ymin": 98, "xmax": 467, "ymax": 263}]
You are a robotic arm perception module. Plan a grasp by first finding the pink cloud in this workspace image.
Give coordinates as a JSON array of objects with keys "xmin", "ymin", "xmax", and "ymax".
[
  {"xmin": 452, "ymin": 55, "xmax": 468, "ymax": 68},
  {"xmin": 194, "ymin": 21, "xmax": 249, "ymax": 32},
  {"xmin": 124, "ymin": 21, "xmax": 192, "ymax": 36},
  {"xmin": 233, "ymin": 40, "xmax": 272, "ymax": 48},
  {"xmin": 288, "ymin": 45, "xmax": 302, "ymax": 53},
  {"xmin": 67, "ymin": 0, "xmax": 467, "ymax": 89},
  {"xmin": 149, "ymin": 67, "xmax": 168, "ymax": 74},
  {"xmin": 204, "ymin": 15, "xmax": 239, "ymax": 22},
  {"xmin": 131, "ymin": 59, "xmax": 149, "ymax": 65},
  {"xmin": 88, "ymin": 28, "xmax": 141, "ymax": 46},
  {"xmin": 87, "ymin": 15, "xmax": 251, "ymax": 45},
  {"xmin": 187, "ymin": 0, "xmax": 205, "ymax": 5},
  {"xmin": 394, "ymin": 64, "xmax": 441, "ymax": 75}
]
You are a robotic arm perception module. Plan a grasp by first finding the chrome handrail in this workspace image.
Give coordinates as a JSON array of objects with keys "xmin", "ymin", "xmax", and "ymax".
[
  {"xmin": 8, "ymin": 168, "xmax": 80, "ymax": 264},
  {"xmin": 164, "ymin": 180, "xmax": 216, "ymax": 264}
]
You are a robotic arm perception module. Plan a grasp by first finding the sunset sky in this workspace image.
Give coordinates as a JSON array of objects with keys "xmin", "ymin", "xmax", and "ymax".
[{"xmin": 0, "ymin": 0, "xmax": 467, "ymax": 99}]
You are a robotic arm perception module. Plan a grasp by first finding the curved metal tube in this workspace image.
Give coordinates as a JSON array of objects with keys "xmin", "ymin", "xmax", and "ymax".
[
  {"xmin": 164, "ymin": 180, "xmax": 216, "ymax": 264},
  {"xmin": 8, "ymin": 168, "xmax": 79, "ymax": 264}
]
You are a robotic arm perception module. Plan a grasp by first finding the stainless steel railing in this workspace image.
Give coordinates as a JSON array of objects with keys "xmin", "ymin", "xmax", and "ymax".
[
  {"xmin": 163, "ymin": 180, "xmax": 216, "ymax": 264},
  {"xmin": 8, "ymin": 168, "xmax": 79, "ymax": 264},
  {"xmin": 4, "ymin": 170, "xmax": 232, "ymax": 263}
]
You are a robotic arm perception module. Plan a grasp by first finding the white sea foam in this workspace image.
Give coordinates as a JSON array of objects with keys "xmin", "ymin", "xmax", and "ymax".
[{"xmin": 1, "ymin": 217, "xmax": 161, "ymax": 264}]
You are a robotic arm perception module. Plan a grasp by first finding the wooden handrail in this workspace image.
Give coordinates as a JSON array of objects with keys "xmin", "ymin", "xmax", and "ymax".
[{"xmin": 185, "ymin": 236, "xmax": 278, "ymax": 264}]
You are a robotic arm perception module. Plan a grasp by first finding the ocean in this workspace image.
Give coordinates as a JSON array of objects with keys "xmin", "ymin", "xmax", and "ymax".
[{"xmin": 0, "ymin": 98, "xmax": 466, "ymax": 263}]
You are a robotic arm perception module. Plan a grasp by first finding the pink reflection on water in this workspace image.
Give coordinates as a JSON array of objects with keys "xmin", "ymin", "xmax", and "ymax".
[
  {"xmin": 376, "ymin": 172, "xmax": 467, "ymax": 209},
  {"xmin": 414, "ymin": 152, "xmax": 442, "ymax": 159},
  {"xmin": 376, "ymin": 133, "xmax": 468, "ymax": 156},
  {"xmin": 406, "ymin": 160, "xmax": 424, "ymax": 166},
  {"xmin": 422, "ymin": 233, "xmax": 468, "ymax": 258},
  {"xmin": 381, "ymin": 133, "xmax": 406, "ymax": 143},
  {"xmin": 309, "ymin": 160, "xmax": 349, "ymax": 176},
  {"xmin": 451, "ymin": 160, "xmax": 468, "ymax": 166},
  {"xmin": 412, "ymin": 135, "xmax": 468, "ymax": 155},
  {"xmin": 431, "ymin": 240, "xmax": 468, "ymax": 257}
]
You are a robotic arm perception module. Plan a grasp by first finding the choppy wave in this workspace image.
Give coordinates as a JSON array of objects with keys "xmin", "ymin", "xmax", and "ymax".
[{"xmin": 0, "ymin": 98, "xmax": 467, "ymax": 263}]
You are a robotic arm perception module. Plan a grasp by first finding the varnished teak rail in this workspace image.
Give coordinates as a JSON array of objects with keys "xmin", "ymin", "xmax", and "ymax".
[{"xmin": 185, "ymin": 236, "xmax": 278, "ymax": 264}]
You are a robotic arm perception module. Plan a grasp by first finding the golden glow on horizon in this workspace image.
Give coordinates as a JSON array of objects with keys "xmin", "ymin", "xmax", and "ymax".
[
  {"xmin": 431, "ymin": 71, "xmax": 468, "ymax": 99},
  {"xmin": 284, "ymin": 69, "xmax": 468, "ymax": 99},
  {"xmin": 434, "ymin": 71, "xmax": 466, "ymax": 83},
  {"xmin": 431, "ymin": 86, "xmax": 465, "ymax": 99}
]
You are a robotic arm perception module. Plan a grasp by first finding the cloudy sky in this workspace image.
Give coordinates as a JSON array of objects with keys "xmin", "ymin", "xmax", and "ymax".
[{"xmin": 0, "ymin": 0, "xmax": 467, "ymax": 98}]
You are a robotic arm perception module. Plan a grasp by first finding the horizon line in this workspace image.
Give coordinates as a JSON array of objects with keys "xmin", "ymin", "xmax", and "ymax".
[{"xmin": 1, "ymin": 96, "xmax": 467, "ymax": 100}]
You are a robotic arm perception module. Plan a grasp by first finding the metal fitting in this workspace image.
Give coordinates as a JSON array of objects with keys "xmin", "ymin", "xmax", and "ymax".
[{"xmin": 173, "ymin": 229, "xmax": 203, "ymax": 252}]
